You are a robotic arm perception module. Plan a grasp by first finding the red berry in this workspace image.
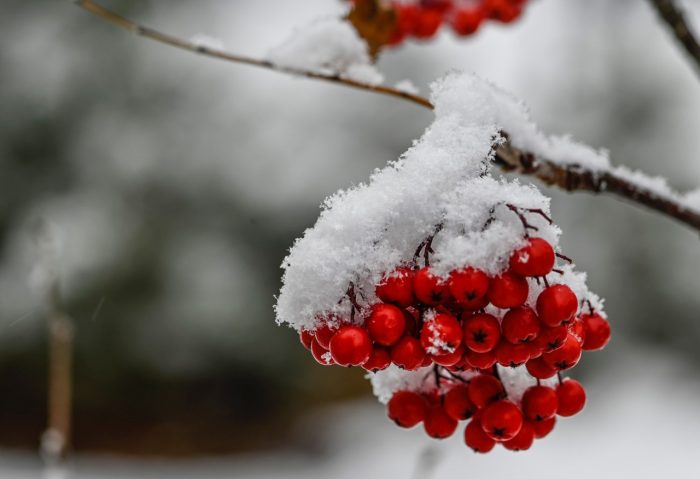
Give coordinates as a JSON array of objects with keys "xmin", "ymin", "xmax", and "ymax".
[
  {"xmin": 464, "ymin": 349, "xmax": 497, "ymax": 369},
  {"xmin": 462, "ymin": 313, "xmax": 501, "ymax": 353},
  {"xmin": 536, "ymin": 284, "xmax": 578, "ymax": 327},
  {"xmin": 424, "ymin": 405, "xmax": 459, "ymax": 438},
  {"xmin": 414, "ymin": 267, "xmax": 448, "ymax": 305},
  {"xmin": 495, "ymin": 340, "xmax": 530, "ymax": 367},
  {"xmin": 468, "ymin": 374, "xmax": 505, "ymax": 408},
  {"xmin": 412, "ymin": 8, "xmax": 443, "ymax": 38},
  {"xmin": 581, "ymin": 313, "xmax": 611, "ymax": 351},
  {"xmin": 314, "ymin": 322, "xmax": 338, "ymax": 349},
  {"xmin": 310, "ymin": 338, "xmax": 334, "ymax": 366},
  {"xmin": 431, "ymin": 345, "xmax": 465, "ymax": 366},
  {"xmin": 556, "ymin": 379, "xmax": 586, "ymax": 416},
  {"xmin": 329, "ymin": 325, "xmax": 372, "ymax": 366},
  {"xmin": 420, "ymin": 0, "xmax": 453, "ymax": 13},
  {"xmin": 391, "ymin": 336, "xmax": 427, "ymax": 370},
  {"xmin": 376, "ymin": 267, "xmax": 415, "ymax": 307},
  {"xmin": 362, "ymin": 347, "xmax": 391, "ymax": 372},
  {"xmin": 531, "ymin": 416, "xmax": 556, "ymax": 438},
  {"xmin": 509, "ymin": 238, "xmax": 555, "ymax": 277},
  {"xmin": 485, "ymin": 0, "xmax": 522, "ymax": 23},
  {"xmin": 444, "ymin": 384, "xmax": 475, "ymax": 421},
  {"xmin": 420, "ymin": 313, "xmax": 462, "ymax": 356},
  {"xmin": 448, "ymin": 268, "xmax": 490, "ymax": 309},
  {"xmin": 502, "ymin": 307, "xmax": 541, "ymax": 344},
  {"xmin": 390, "ymin": 4, "xmax": 419, "ymax": 45},
  {"xmin": 388, "ymin": 390, "xmax": 427, "ymax": 427},
  {"xmin": 522, "ymin": 386, "xmax": 558, "ymax": 422},
  {"xmin": 299, "ymin": 329, "xmax": 314, "ymax": 350},
  {"xmin": 464, "ymin": 417, "xmax": 496, "ymax": 453},
  {"xmin": 525, "ymin": 357, "xmax": 557, "ymax": 379},
  {"xmin": 543, "ymin": 333, "xmax": 582, "ymax": 371},
  {"xmin": 535, "ymin": 325, "xmax": 568, "ymax": 353},
  {"xmin": 480, "ymin": 400, "xmax": 523, "ymax": 442},
  {"xmin": 488, "ymin": 272, "xmax": 529, "ymax": 308},
  {"xmin": 451, "ymin": 7, "xmax": 484, "ymax": 36},
  {"xmin": 367, "ymin": 303, "xmax": 407, "ymax": 346},
  {"xmin": 502, "ymin": 421, "xmax": 534, "ymax": 451}
]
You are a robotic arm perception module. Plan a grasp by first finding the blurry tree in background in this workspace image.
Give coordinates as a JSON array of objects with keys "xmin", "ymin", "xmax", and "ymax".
[{"xmin": 0, "ymin": 0, "xmax": 699, "ymax": 459}]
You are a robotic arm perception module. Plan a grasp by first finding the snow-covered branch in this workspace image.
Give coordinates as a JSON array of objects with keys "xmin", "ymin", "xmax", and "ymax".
[{"xmin": 76, "ymin": 0, "xmax": 700, "ymax": 233}]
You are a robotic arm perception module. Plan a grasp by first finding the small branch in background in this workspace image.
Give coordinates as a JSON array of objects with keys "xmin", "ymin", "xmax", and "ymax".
[
  {"xmin": 32, "ymin": 220, "xmax": 74, "ymax": 472},
  {"xmin": 75, "ymin": 0, "xmax": 700, "ymax": 234},
  {"xmin": 648, "ymin": 0, "xmax": 700, "ymax": 76},
  {"xmin": 41, "ymin": 281, "xmax": 74, "ymax": 468}
]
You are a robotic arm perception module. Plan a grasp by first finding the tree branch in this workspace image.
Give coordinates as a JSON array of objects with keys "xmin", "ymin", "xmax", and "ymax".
[
  {"xmin": 75, "ymin": 1, "xmax": 700, "ymax": 233},
  {"xmin": 648, "ymin": 0, "xmax": 700, "ymax": 76}
]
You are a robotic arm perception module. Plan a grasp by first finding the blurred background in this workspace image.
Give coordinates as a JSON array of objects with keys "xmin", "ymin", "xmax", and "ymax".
[{"xmin": 1, "ymin": 0, "xmax": 700, "ymax": 477}]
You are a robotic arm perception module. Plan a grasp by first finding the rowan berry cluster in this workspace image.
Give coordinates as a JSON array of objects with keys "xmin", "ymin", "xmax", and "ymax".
[
  {"xmin": 387, "ymin": 0, "xmax": 530, "ymax": 45},
  {"xmin": 297, "ymin": 204, "xmax": 610, "ymax": 452},
  {"xmin": 388, "ymin": 373, "xmax": 587, "ymax": 452}
]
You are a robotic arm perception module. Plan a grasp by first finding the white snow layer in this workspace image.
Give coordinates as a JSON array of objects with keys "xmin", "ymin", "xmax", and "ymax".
[
  {"xmin": 276, "ymin": 72, "xmax": 604, "ymax": 334},
  {"xmin": 267, "ymin": 17, "xmax": 384, "ymax": 85}
]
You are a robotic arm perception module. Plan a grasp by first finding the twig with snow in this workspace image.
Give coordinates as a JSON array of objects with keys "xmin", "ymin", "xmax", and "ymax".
[{"xmin": 75, "ymin": 0, "xmax": 700, "ymax": 234}]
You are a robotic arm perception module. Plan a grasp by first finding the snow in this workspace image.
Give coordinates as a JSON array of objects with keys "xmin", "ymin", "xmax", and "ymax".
[
  {"xmin": 394, "ymin": 79, "xmax": 420, "ymax": 95},
  {"xmin": 276, "ymin": 72, "xmax": 603, "ymax": 333},
  {"xmin": 267, "ymin": 17, "xmax": 384, "ymax": 84}
]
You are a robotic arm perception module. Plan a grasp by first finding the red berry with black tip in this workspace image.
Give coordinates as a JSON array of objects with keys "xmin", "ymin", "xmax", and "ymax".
[
  {"xmin": 531, "ymin": 416, "xmax": 556, "ymax": 438},
  {"xmin": 376, "ymin": 267, "xmax": 415, "ymax": 307},
  {"xmin": 329, "ymin": 325, "xmax": 373, "ymax": 366},
  {"xmin": 414, "ymin": 267, "xmax": 448, "ymax": 305},
  {"xmin": 496, "ymin": 340, "xmax": 530, "ymax": 367},
  {"xmin": 509, "ymin": 237, "xmax": 555, "ymax": 277},
  {"xmin": 535, "ymin": 325, "xmax": 568, "ymax": 353},
  {"xmin": 543, "ymin": 333, "xmax": 582, "ymax": 371},
  {"xmin": 444, "ymin": 384, "xmax": 475, "ymax": 421},
  {"xmin": 522, "ymin": 386, "xmax": 558, "ymax": 422},
  {"xmin": 448, "ymin": 268, "xmax": 490, "ymax": 309},
  {"xmin": 362, "ymin": 347, "xmax": 391, "ymax": 372},
  {"xmin": 556, "ymin": 379, "xmax": 586, "ymax": 417},
  {"xmin": 581, "ymin": 313, "xmax": 611, "ymax": 351},
  {"xmin": 462, "ymin": 313, "xmax": 501, "ymax": 353},
  {"xmin": 502, "ymin": 306, "xmax": 541, "ymax": 344},
  {"xmin": 502, "ymin": 421, "xmax": 534, "ymax": 451},
  {"xmin": 464, "ymin": 417, "xmax": 496, "ymax": 453},
  {"xmin": 388, "ymin": 390, "xmax": 428, "ymax": 428},
  {"xmin": 480, "ymin": 400, "xmax": 523, "ymax": 442},
  {"xmin": 537, "ymin": 284, "xmax": 578, "ymax": 327},
  {"xmin": 525, "ymin": 356, "xmax": 557, "ymax": 379},
  {"xmin": 424, "ymin": 405, "xmax": 459, "ymax": 439},
  {"xmin": 310, "ymin": 338, "xmax": 334, "ymax": 366},
  {"xmin": 468, "ymin": 374, "xmax": 505, "ymax": 409},
  {"xmin": 391, "ymin": 336, "xmax": 427, "ymax": 370},
  {"xmin": 569, "ymin": 316, "xmax": 587, "ymax": 345},
  {"xmin": 488, "ymin": 272, "xmax": 529, "ymax": 308},
  {"xmin": 420, "ymin": 313, "xmax": 462, "ymax": 356},
  {"xmin": 367, "ymin": 303, "xmax": 406, "ymax": 346}
]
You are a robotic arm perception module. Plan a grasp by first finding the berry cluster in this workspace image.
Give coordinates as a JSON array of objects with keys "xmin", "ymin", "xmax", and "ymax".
[
  {"xmin": 387, "ymin": 0, "xmax": 530, "ymax": 45},
  {"xmin": 297, "ymin": 205, "xmax": 610, "ymax": 452},
  {"xmin": 388, "ymin": 373, "xmax": 587, "ymax": 452}
]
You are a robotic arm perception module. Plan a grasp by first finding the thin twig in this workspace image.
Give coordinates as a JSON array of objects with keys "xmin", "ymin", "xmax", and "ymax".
[
  {"xmin": 75, "ymin": 0, "xmax": 700, "ymax": 234},
  {"xmin": 648, "ymin": 0, "xmax": 700, "ymax": 76}
]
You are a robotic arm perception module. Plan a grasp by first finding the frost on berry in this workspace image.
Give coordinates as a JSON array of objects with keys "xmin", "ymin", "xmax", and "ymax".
[{"xmin": 275, "ymin": 73, "xmax": 610, "ymax": 453}]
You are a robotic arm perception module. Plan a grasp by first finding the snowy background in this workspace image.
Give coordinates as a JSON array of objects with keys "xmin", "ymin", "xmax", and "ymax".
[{"xmin": 1, "ymin": 0, "xmax": 699, "ymax": 477}]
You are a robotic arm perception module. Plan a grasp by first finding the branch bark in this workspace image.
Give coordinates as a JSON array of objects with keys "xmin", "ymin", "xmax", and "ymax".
[
  {"xmin": 648, "ymin": 0, "xmax": 700, "ymax": 76},
  {"xmin": 75, "ymin": 1, "xmax": 700, "ymax": 233}
]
